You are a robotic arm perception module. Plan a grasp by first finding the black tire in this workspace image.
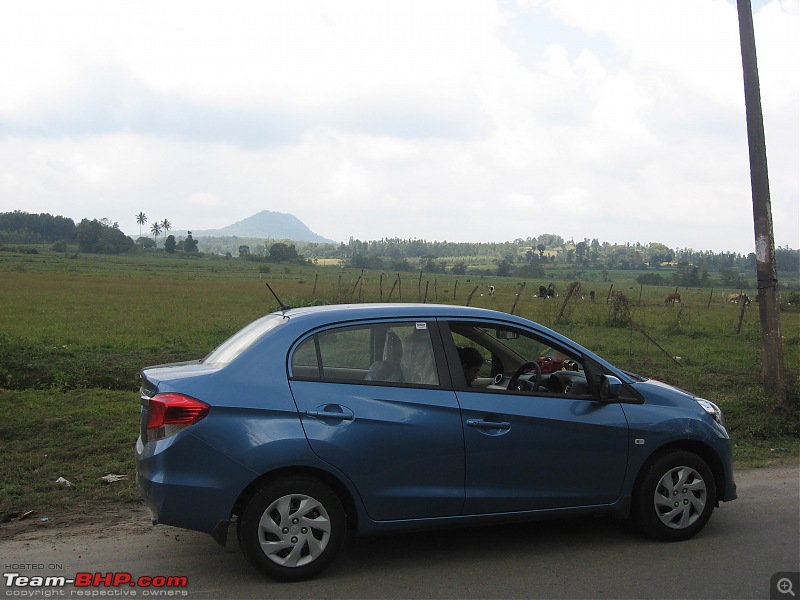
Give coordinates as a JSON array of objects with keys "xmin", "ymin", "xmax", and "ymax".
[
  {"xmin": 634, "ymin": 451, "xmax": 716, "ymax": 542},
  {"xmin": 237, "ymin": 476, "xmax": 346, "ymax": 582}
]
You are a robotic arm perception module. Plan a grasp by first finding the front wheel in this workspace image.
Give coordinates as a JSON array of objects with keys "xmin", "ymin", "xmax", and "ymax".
[
  {"xmin": 634, "ymin": 451, "xmax": 716, "ymax": 542},
  {"xmin": 237, "ymin": 476, "xmax": 346, "ymax": 581}
]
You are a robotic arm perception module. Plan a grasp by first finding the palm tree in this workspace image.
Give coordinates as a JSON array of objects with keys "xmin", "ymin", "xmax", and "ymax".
[
  {"xmin": 150, "ymin": 222, "xmax": 162, "ymax": 247},
  {"xmin": 136, "ymin": 212, "xmax": 147, "ymax": 247},
  {"xmin": 161, "ymin": 219, "xmax": 171, "ymax": 240}
]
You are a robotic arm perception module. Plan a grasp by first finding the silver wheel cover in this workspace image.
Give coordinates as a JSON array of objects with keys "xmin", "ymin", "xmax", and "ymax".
[
  {"xmin": 653, "ymin": 465, "xmax": 707, "ymax": 529},
  {"xmin": 257, "ymin": 493, "xmax": 332, "ymax": 567}
]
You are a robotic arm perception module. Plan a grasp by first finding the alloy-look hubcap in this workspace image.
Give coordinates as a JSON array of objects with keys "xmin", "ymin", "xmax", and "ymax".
[
  {"xmin": 258, "ymin": 493, "xmax": 332, "ymax": 566},
  {"xmin": 653, "ymin": 465, "xmax": 707, "ymax": 529}
]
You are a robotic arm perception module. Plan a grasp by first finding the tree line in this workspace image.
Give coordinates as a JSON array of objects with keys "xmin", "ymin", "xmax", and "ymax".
[
  {"xmin": 1, "ymin": 211, "xmax": 797, "ymax": 280},
  {"xmin": 0, "ymin": 211, "xmax": 199, "ymax": 255}
]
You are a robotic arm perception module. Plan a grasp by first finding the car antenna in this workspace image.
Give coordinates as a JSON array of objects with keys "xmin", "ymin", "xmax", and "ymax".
[{"xmin": 265, "ymin": 282, "xmax": 291, "ymax": 312}]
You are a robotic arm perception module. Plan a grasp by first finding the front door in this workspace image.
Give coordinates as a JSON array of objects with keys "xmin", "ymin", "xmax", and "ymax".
[{"xmin": 457, "ymin": 390, "xmax": 629, "ymax": 513}]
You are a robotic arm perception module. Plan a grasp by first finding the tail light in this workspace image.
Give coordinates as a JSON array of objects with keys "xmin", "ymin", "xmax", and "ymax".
[{"xmin": 145, "ymin": 393, "xmax": 209, "ymax": 442}]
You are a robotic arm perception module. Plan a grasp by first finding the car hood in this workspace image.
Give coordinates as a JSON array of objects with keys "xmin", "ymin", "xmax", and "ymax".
[{"xmin": 629, "ymin": 377, "xmax": 699, "ymax": 408}]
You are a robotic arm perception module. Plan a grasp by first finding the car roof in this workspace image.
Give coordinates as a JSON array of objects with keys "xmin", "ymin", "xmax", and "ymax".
[
  {"xmin": 275, "ymin": 303, "xmax": 570, "ymax": 346},
  {"xmin": 278, "ymin": 303, "xmax": 525, "ymax": 322}
]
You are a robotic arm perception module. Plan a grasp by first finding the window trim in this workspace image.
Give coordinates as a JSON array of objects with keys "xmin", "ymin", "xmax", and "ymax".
[{"xmin": 287, "ymin": 318, "xmax": 450, "ymax": 389}]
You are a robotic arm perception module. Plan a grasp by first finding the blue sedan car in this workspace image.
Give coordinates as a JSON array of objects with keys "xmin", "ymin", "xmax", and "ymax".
[{"xmin": 135, "ymin": 303, "xmax": 736, "ymax": 581}]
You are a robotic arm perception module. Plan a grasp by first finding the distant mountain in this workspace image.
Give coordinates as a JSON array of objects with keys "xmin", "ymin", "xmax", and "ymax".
[{"xmin": 189, "ymin": 210, "xmax": 336, "ymax": 243}]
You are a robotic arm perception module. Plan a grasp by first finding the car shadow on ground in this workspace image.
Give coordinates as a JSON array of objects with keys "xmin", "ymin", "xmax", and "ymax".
[{"xmin": 331, "ymin": 514, "xmax": 645, "ymax": 576}]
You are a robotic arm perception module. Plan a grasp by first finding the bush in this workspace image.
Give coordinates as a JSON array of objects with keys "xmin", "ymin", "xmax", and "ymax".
[{"xmin": 636, "ymin": 273, "xmax": 665, "ymax": 286}]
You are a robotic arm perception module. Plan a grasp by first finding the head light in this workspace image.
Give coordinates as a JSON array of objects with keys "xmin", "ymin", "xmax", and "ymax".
[{"xmin": 696, "ymin": 398, "xmax": 725, "ymax": 427}]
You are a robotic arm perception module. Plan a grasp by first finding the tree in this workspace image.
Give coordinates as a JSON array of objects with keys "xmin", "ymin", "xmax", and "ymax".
[
  {"xmin": 646, "ymin": 242, "xmax": 674, "ymax": 267},
  {"xmin": 164, "ymin": 234, "xmax": 177, "ymax": 253},
  {"xmin": 137, "ymin": 236, "xmax": 155, "ymax": 250},
  {"xmin": 419, "ymin": 255, "xmax": 438, "ymax": 272},
  {"xmin": 495, "ymin": 257, "xmax": 513, "ymax": 277},
  {"xmin": 183, "ymin": 231, "xmax": 199, "ymax": 253},
  {"xmin": 136, "ymin": 212, "xmax": 147, "ymax": 245},
  {"xmin": 0, "ymin": 211, "xmax": 76, "ymax": 243},
  {"xmin": 636, "ymin": 273, "xmax": 666, "ymax": 286},
  {"xmin": 673, "ymin": 261, "xmax": 701, "ymax": 287},
  {"xmin": 161, "ymin": 219, "xmax": 171, "ymax": 240},
  {"xmin": 575, "ymin": 241, "xmax": 588, "ymax": 265},
  {"xmin": 76, "ymin": 219, "xmax": 135, "ymax": 254},
  {"xmin": 268, "ymin": 242, "xmax": 299, "ymax": 262},
  {"xmin": 150, "ymin": 222, "xmax": 162, "ymax": 247},
  {"xmin": 239, "ymin": 245, "xmax": 251, "ymax": 257}
]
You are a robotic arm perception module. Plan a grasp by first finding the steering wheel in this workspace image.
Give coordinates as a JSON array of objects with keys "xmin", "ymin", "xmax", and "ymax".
[{"xmin": 507, "ymin": 361, "xmax": 542, "ymax": 392}]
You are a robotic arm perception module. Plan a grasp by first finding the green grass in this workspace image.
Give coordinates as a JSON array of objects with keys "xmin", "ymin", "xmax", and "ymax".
[
  {"xmin": 0, "ymin": 246, "xmax": 797, "ymax": 518},
  {"xmin": 0, "ymin": 389, "xmax": 141, "ymax": 515}
]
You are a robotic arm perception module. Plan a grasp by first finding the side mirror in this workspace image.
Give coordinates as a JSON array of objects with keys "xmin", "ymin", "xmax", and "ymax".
[{"xmin": 599, "ymin": 375, "xmax": 622, "ymax": 402}]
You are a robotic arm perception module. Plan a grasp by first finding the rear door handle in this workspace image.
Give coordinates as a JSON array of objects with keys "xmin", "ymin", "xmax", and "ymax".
[
  {"xmin": 466, "ymin": 419, "xmax": 510, "ymax": 430},
  {"xmin": 305, "ymin": 406, "xmax": 355, "ymax": 421}
]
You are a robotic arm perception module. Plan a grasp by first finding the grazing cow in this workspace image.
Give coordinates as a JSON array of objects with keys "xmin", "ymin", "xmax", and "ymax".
[
  {"xmin": 609, "ymin": 290, "xmax": 627, "ymax": 301},
  {"xmin": 488, "ymin": 285, "xmax": 495, "ymax": 297},
  {"xmin": 665, "ymin": 292, "xmax": 681, "ymax": 304},
  {"xmin": 547, "ymin": 283, "xmax": 558, "ymax": 298},
  {"xmin": 727, "ymin": 293, "xmax": 751, "ymax": 304},
  {"xmin": 589, "ymin": 290, "xmax": 596, "ymax": 302},
  {"xmin": 537, "ymin": 285, "xmax": 548, "ymax": 299}
]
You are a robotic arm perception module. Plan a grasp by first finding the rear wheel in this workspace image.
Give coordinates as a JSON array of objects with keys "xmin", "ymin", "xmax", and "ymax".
[
  {"xmin": 238, "ymin": 476, "xmax": 346, "ymax": 581},
  {"xmin": 634, "ymin": 451, "xmax": 716, "ymax": 542}
]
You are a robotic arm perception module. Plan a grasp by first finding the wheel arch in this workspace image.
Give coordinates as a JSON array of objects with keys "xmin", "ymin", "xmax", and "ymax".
[
  {"xmin": 233, "ymin": 466, "xmax": 360, "ymax": 532},
  {"xmin": 633, "ymin": 440, "xmax": 724, "ymax": 503}
]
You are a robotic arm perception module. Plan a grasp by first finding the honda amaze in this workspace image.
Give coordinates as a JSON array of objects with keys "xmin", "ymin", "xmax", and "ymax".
[{"xmin": 135, "ymin": 303, "xmax": 736, "ymax": 581}]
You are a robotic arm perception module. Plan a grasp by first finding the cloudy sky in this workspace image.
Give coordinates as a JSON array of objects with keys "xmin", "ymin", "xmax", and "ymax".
[{"xmin": 0, "ymin": 0, "xmax": 797, "ymax": 254}]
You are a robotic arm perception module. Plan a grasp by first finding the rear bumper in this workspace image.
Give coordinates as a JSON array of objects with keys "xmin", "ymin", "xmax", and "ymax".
[{"xmin": 135, "ymin": 433, "xmax": 255, "ymax": 535}]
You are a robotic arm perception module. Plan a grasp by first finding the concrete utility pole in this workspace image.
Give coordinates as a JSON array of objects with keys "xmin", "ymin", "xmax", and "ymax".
[{"xmin": 736, "ymin": 0, "xmax": 786, "ymax": 403}]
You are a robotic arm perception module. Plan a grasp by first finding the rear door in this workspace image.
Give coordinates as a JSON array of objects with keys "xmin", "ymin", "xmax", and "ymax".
[{"xmin": 288, "ymin": 320, "xmax": 465, "ymax": 521}]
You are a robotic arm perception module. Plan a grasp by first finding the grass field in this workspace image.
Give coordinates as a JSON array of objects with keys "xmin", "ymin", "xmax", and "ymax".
[{"xmin": 0, "ymin": 246, "xmax": 797, "ymax": 520}]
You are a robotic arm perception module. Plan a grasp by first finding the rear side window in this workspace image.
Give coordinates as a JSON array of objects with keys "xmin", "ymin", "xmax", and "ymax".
[{"xmin": 291, "ymin": 322, "xmax": 439, "ymax": 386}]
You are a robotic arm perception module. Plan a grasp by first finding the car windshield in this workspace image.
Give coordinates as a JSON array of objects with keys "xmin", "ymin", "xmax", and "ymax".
[{"xmin": 204, "ymin": 314, "xmax": 286, "ymax": 366}]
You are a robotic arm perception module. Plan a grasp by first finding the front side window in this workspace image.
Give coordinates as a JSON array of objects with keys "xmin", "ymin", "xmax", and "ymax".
[
  {"xmin": 291, "ymin": 322, "xmax": 439, "ymax": 386},
  {"xmin": 448, "ymin": 322, "xmax": 592, "ymax": 397}
]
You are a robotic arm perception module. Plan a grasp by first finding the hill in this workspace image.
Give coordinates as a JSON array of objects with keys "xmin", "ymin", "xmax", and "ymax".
[{"xmin": 187, "ymin": 210, "xmax": 336, "ymax": 243}]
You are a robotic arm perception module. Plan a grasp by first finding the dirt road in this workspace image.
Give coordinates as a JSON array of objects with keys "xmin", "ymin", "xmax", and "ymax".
[{"xmin": 2, "ymin": 465, "xmax": 798, "ymax": 599}]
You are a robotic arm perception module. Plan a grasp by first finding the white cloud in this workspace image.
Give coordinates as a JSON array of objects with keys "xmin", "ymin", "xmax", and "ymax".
[{"xmin": 0, "ymin": 0, "xmax": 796, "ymax": 253}]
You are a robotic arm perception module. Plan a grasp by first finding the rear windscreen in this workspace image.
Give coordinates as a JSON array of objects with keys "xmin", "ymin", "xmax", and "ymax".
[{"xmin": 203, "ymin": 314, "xmax": 285, "ymax": 366}]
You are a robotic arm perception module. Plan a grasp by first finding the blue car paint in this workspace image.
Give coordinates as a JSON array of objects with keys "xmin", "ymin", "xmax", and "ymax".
[
  {"xmin": 623, "ymin": 379, "xmax": 736, "ymax": 502},
  {"xmin": 456, "ymin": 391, "xmax": 629, "ymax": 513},
  {"xmin": 135, "ymin": 303, "xmax": 737, "ymax": 545},
  {"xmin": 290, "ymin": 380, "xmax": 465, "ymax": 521},
  {"xmin": 136, "ymin": 429, "xmax": 259, "ymax": 534}
]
